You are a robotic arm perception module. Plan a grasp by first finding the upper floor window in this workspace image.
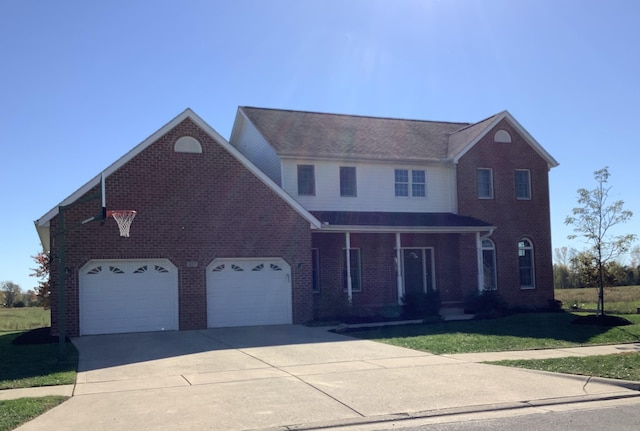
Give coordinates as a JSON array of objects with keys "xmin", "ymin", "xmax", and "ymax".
[
  {"xmin": 297, "ymin": 165, "xmax": 315, "ymax": 196},
  {"xmin": 395, "ymin": 169, "xmax": 426, "ymax": 197},
  {"xmin": 340, "ymin": 166, "xmax": 357, "ymax": 197},
  {"xmin": 477, "ymin": 168, "xmax": 493, "ymax": 199},
  {"xmin": 515, "ymin": 170, "xmax": 531, "ymax": 200},
  {"xmin": 518, "ymin": 238, "xmax": 535, "ymax": 289}
]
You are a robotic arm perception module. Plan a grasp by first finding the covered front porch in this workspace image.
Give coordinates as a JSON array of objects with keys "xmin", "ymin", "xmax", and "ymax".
[{"xmin": 310, "ymin": 212, "xmax": 495, "ymax": 316}]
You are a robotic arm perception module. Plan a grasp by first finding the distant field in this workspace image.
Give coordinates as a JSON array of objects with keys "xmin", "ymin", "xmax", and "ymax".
[
  {"xmin": 0, "ymin": 308, "xmax": 50, "ymax": 332},
  {"xmin": 555, "ymin": 285, "xmax": 640, "ymax": 314}
]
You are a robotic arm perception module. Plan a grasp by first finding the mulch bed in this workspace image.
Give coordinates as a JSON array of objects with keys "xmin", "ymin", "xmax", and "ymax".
[{"xmin": 572, "ymin": 314, "xmax": 633, "ymax": 327}]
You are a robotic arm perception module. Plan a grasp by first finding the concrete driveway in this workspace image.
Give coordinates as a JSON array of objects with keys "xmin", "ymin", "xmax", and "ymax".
[{"xmin": 17, "ymin": 326, "xmax": 640, "ymax": 431}]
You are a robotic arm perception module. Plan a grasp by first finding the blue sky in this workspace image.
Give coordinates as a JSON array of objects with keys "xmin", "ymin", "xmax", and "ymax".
[{"xmin": 2, "ymin": 0, "xmax": 639, "ymax": 291}]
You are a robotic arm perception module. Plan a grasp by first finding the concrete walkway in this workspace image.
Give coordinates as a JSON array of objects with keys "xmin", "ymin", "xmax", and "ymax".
[{"xmin": 3, "ymin": 328, "xmax": 640, "ymax": 431}]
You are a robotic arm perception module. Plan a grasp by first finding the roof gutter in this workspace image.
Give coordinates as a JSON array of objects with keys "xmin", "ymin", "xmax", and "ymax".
[{"xmin": 315, "ymin": 224, "xmax": 497, "ymax": 234}]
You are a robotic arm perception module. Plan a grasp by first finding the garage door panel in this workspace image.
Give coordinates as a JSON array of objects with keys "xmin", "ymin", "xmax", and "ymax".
[
  {"xmin": 207, "ymin": 258, "xmax": 292, "ymax": 328},
  {"xmin": 80, "ymin": 259, "xmax": 179, "ymax": 335}
]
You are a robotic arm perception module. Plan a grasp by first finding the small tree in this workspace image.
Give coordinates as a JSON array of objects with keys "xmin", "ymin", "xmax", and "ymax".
[
  {"xmin": 1, "ymin": 281, "xmax": 22, "ymax": 308},
  {"xmin": 30, "ymin": 252, "xmax": 51, "ymax": 308},
  {"xmin": 565, "ymin": 167, "xmax": 636, "ymax": 316}
]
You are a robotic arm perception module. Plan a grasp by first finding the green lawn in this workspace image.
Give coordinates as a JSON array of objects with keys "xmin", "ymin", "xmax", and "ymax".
[
  {"xmin": 0, "ymin": 332, "xmax": 77, "ymax": 390},
  {"xmin": 349, "ymin": 312, "xmax": 640, "ymax": 354},
  {"xmin": 0, "ymin": 308, "xmax": 74, "ymax": 430},
  {"xmin": 0, "ymin": 308, "xmax": 50, "ymax": 332},
  {"xmin": 490, "ymin": 352, "xmax": 640, "ymax": 381},
  {"xmin": 0, "ymin": 396, "xmax": 67, "ymax": 431}
]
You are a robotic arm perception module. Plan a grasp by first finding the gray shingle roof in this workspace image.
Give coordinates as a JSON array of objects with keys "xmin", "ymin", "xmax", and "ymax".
[{"xmin": 240, "ymin": 107, "xmax": 471, "ymax": 162}]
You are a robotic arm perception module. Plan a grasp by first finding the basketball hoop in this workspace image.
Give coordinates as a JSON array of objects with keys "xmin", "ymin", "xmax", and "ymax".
[{"xmin": 107, "ymin": 210, "xmax": 137, "ymax": 237}]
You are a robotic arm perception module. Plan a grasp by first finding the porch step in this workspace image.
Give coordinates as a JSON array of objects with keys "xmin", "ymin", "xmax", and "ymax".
[{"xmin": 440, "ymin": 305, "xmax": 475, "ymax": 321}]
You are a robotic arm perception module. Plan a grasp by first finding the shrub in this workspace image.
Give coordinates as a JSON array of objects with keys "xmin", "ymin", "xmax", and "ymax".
[
  {"xmin": 547, "ymin": 298, "xmax": 563, "ymax": 312},
  {"xmin": 402, "ymin": 288, "xmax": 441, "ymax": 319},
  {"xmin": 313, "ymin": 290, "xmax": 350, "ymax": 322},
  {"xmin": 464, "ymin": 289, "xmax": 509, "ymax": 318}
]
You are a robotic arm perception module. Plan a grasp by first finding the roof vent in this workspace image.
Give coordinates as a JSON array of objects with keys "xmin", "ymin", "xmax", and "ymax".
[
  {"xmin": 174, "ymin": 136, "xmax": 202, "ymax": 153},
  {"xmin": 494, "ymin": 130, "xmax": 512, "ymax": 143}
]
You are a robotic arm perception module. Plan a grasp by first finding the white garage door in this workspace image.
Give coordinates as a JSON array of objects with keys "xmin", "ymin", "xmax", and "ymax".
[
  {"xmin": 79, "ymin": 259, "xmax": 179, "ymax": 335},
  {"xmin": 207, "ymin": 258, "xmax": 292, "ymax": 327}
]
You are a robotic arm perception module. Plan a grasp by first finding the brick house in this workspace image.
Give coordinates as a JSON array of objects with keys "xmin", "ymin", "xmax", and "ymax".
[
  {"xmin": 230, "ymin": 107, "xmax": 558, "ymax": 313},
  {"xmin": 35, "ymin": 107, "xmax": 558, "ymax": 336}
]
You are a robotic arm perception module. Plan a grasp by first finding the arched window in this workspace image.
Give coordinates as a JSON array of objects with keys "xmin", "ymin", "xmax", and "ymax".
[
  {"xmin": 174, "ymin": 136, "xmax": 202, "ymax": 153},
  {"xmin": 481, "ymin": 239, "xmax": 497, "ymax": 290},
  {"xmin": 518, "ymin": 238, "xmax": 535, "ymax": 288},
  {"xmin": 494, "ymin": 129, "xmax": 512, "ymax": 143}
]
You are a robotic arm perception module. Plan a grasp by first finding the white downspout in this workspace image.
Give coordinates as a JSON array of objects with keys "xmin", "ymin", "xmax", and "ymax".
[
  {"xmin": 396, "ymin": 232, "xmax": 403, "ymax": 304},
  {"xmin": 345, "ymin": 232, "xmax": 352, "ymax": 303},
  {"xmin": 476, "ymin": 232, "xmax": 483, "ymax": 293}
]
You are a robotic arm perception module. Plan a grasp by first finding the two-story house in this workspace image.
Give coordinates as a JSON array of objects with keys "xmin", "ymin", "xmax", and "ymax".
[
  {"xmin": 35, "ymin": 106, "xmax": 557, "ymax": 337},
  {"xmin": 230, "ymin": 107, "xmax": 558, "ymax": 312}
]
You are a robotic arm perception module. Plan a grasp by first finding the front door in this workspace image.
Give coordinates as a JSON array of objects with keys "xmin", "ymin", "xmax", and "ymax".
[{"xmin": 403, "ymin": 248, "xmax": 433, "ymax": 295}]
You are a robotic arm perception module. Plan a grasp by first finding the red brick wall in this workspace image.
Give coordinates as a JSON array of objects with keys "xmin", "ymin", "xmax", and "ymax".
[
  {"xmin": 49, "ymin": 118, "xmax": 312, "ymax": 336},
  {"xmin": 311, "ymin": 232, "xmax": 464, "ymax": 308},
  {"xmin": 456, "ymin": 119, "xmax": 555, "ymax": 308}
]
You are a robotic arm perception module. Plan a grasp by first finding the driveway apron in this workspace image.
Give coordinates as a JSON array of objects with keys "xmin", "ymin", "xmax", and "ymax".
[{"xmin": 17, "ymin": 326, "xmax": 640, "ymax": 431}]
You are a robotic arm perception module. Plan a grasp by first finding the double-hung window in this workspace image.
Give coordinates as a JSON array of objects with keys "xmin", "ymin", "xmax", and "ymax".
[
  {"xmin": 340, "ymin": 167, "xmax": 357, "ymax": 197},
  {"xmin": 297, "ymin": 165, "xmax": 315, "ymax": 196},
  {"xmin": 477, "ymin": 168, "xmax": 493, "ymax": 199},
  {"xmin": 395, "ymin": 169, "xmax": 426, "ymax": 197},
  {"xmin": 515, "ymin": 170, "xmax": 531, "ymax": 200}
]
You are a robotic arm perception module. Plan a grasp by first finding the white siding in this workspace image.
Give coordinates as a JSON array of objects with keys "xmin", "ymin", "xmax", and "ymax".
[
  {"xmin": 230, "ymin": 115, "xmax": 282, "ymax": 185},
  {"xmin": 282, "ymin": 159, "xmax": 457, "ymax": 212}
]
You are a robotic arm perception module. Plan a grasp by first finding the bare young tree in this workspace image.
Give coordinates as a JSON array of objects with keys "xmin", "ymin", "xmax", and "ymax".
[
  {"xmin": 1, "ymin": 281, "xmax": 22, "ymax": 308},
  {"xmin": 565, "ymin": 167, "xmax": 636, "ymax": 316}
]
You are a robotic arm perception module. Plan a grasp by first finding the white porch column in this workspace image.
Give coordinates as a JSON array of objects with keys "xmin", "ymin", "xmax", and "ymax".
[
  {"xmin": 396, "ymin": 232, "xmax": 403, "ymax": 305},
  {"xmin": 476, "ymin": 232, "xmax": 483, "ymax": 292},
  {"xmin": 345, "ymin": 232, "xmax": 352, "ymax": 303}
]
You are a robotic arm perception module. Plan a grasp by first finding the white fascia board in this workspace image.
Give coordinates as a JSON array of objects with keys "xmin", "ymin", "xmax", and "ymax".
[
  {"xmin": 316, "ymin": 225, "xmax": 496, "ymax": 234},
  {"xmin": 35, "ymin": 108, "xmax": 322, "ymax": 237},
  {"xmin": 35, "ymin": 223, "xmax": 51, "ymax": 252},
  {"xmin": 35, "ymin": 108, "xmax": 198, "ymax": 229},
  {"xmin": 228, "ymin": 107, "xmax": 246, "ymax": 145},
  {"xmin": 452, "ymin": 111, "xmax": 559, "ymax": 169}
]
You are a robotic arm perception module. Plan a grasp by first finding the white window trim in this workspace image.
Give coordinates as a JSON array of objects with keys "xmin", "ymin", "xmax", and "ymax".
[
  {"xmin": 477, "ymin": 168, "xmax": 494, "ymax": 199},
  {"xmin": 297, "ymin": 164, "xmax": 315, "ymax": 196},
  {"xmin": 515, "ymin": 169, "xmax": 532, "ymax": 200},
  {"xmin": 339, "ymin": 166, "xmax": 357, "ymax": 197},
  {"xmin": 481, "ymin": 239, "xmax": 497, "ymax": 291},
  {"xmin": 518, "ymin": 238, "xmax": 535, "ymax": 289},
  {"xmin": 399, "ymin": 247, "xmax": 436, "ymax": 294},
  {"xmin": 394, "ymin": 168, "xmax": 426, "ymax": 198}
]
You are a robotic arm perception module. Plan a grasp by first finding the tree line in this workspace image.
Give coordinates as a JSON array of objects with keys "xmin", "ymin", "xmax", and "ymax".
[
  {"xmin": 0, "ymin": 252, "xmax": 50, "ymax": 308},
  {"xmin": 554, "ymin": 245, "xmax": 640, "ymax": 290}
]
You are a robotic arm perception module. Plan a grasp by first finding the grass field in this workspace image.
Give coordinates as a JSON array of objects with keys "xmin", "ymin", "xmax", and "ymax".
[
  {"xmin": 0, "ymin": 308, "xmax": 50, "ymax": 332},
  {"xmin": 555, "ymin": 285, "xmax": 640, "ymax": 314}
]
